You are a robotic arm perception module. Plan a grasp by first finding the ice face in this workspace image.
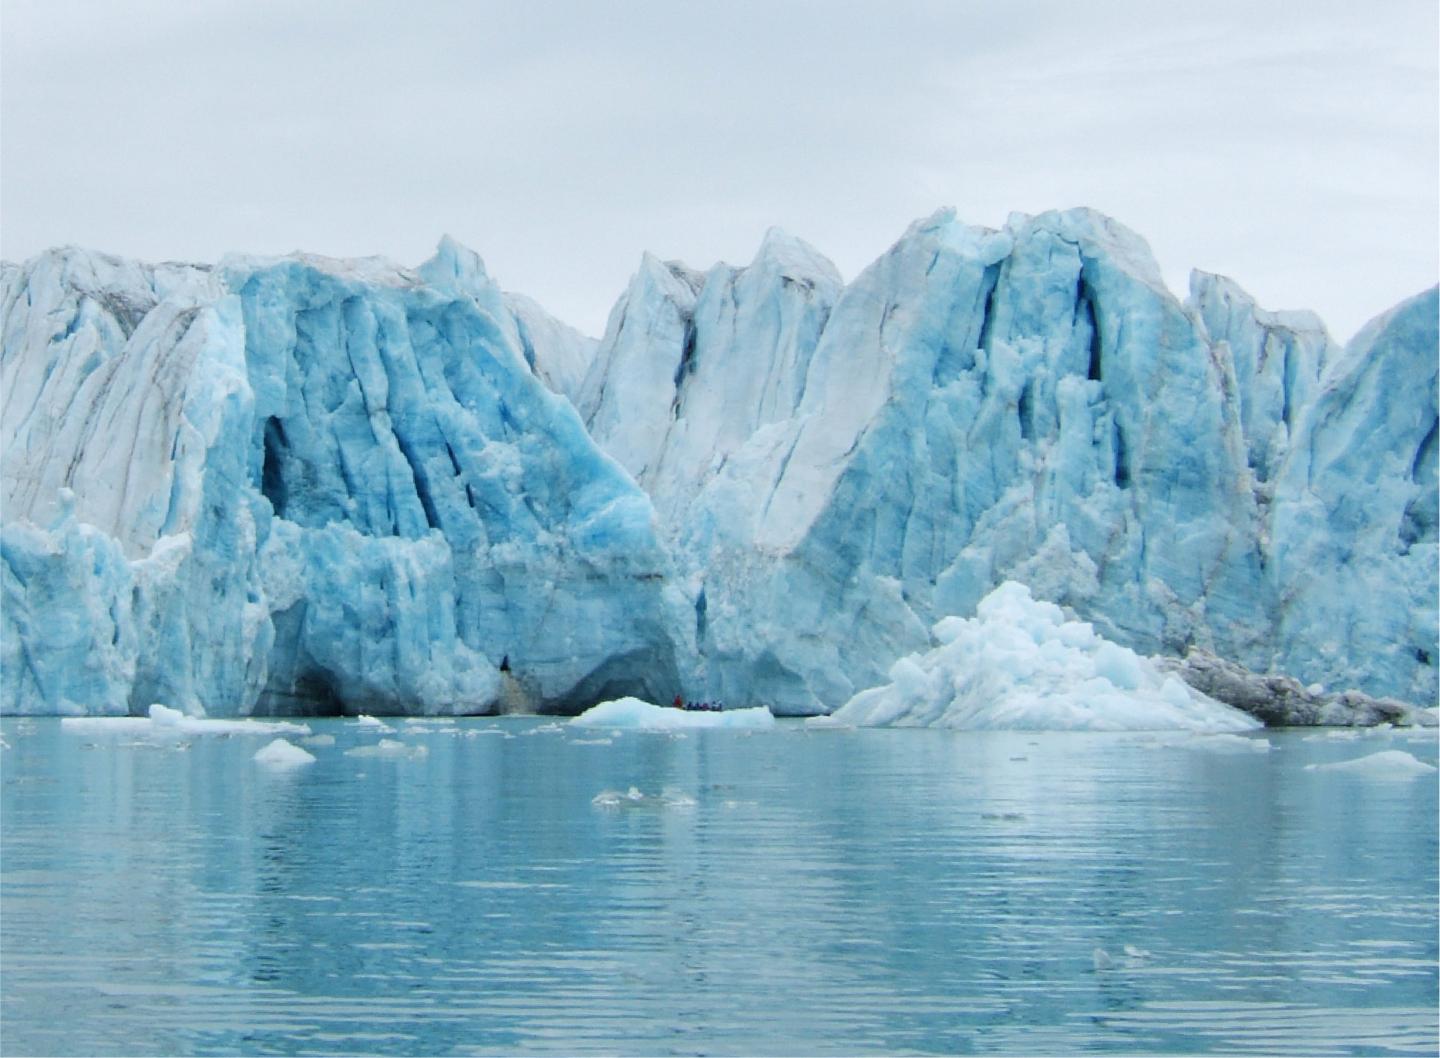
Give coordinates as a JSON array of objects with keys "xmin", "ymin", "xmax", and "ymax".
[
  {"xmin": 3, "ymin": 210, "xmax": 1435, "ymax": 719},
  {"xmin": 1265, "ymin": 287, "xmax": 1439, "ymax": 704},
  {"xmin": 584, "ymin": 209, "xmax": 1436, "ymax": 713},
  {"xmin": 3, "ymin": 241, "xmax": 681, "ymax": 716},
  {"xmin": 1187, "ymin": 270, "xmax": 1334, "ymax": 484},
  {"xmin": 503, "ymin": 291, "xmax": 597, "ymax": 410}
]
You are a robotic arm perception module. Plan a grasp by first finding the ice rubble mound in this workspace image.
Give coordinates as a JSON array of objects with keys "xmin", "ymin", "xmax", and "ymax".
[
  {"xmin": 3, "ymin": 208, "xmax": 1436, "ymax": 719},
  {"xmin": 571, "ymin": 696, "xmax": 776, "ymax": 730},
  {"xmin": 827, "ymin": 582, "xmax": 1260, "ymax": 731}
]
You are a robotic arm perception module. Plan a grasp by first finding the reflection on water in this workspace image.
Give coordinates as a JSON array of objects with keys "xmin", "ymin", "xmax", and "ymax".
[{"xmin": 2, "ymin": 719, "xmax": 1435, "ymax": 1056}]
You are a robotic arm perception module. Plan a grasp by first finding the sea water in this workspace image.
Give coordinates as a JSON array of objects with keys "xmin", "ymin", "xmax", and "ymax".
[{"xmin": 1, "ymin": 717, "xmax": 1435, "ymax": 1056}]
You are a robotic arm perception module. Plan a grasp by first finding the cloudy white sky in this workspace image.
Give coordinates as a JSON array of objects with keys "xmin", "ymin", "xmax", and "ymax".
[{"xmin": 2, "ymin": 0, "xmax": 1435, "ymax": 342}]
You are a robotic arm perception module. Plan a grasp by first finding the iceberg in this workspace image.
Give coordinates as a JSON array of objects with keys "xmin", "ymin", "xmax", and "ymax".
[
  {"xmin": 825, "ymin": 582, "xmax": 1260, "ymax": 731},
  {"xmin": 571, "ymin": 697, "xmax": 776, "ymax": 730}
]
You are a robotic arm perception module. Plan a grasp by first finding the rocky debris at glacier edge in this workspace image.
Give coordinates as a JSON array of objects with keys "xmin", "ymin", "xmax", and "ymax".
[{"xmin": 1156, "ymin": 649, "xmax": 1437, "ymax": 727}]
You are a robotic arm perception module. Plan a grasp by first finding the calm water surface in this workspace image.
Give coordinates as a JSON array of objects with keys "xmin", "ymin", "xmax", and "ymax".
[{"xmin": 2, "ymin": 717, "xmax": 1436, "ymax": 1056}]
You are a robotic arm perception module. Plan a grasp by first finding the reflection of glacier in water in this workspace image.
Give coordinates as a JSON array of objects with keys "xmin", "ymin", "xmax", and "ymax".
[{"xmin": 2, "ymin": 717, "xmax": 1435, "ymax": 1056}]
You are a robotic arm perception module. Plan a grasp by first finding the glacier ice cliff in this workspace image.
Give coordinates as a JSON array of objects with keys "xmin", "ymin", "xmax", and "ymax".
[
  {"xmin": 2, "ymin": 210, "xmax": 1436, "ymax": 717},
  {"xmin": 3, "ymin": 240, "xmax": 682, "ymax": 715},
  {"xmin": 580, "ymin": 209, "xmax": 1435, "ymax": 713}
]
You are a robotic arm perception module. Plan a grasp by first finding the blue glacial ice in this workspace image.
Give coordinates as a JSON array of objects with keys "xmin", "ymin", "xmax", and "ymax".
[
  {"xmin": 579, "ymin": 209, "xmax": 1436, "ymax": 713},
  {"xmin": 4, "ymin": 241, "xmax": 683, "ymax": 716},
  {"xmin": 2, "ymin": 209, "xmax": 1435, "ymax": 719}
]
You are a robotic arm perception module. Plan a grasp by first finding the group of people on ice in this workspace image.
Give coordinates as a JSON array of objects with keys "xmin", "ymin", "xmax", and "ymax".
[{"xmin": 671, "ymin": 695, "xmax": 723, "ymax": 712}]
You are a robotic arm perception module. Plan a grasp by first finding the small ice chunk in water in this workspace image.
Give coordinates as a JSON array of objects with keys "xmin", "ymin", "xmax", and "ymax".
[
  {"xmin": 149, "ymin": 703, "xmax": 186, "ymax": 727},
  {"xmin": 1092, "ymin": 947, "xmax": 1114, "ymax": 971},
  {"xmin": 253, "ymin": 739, "xmax": 316, "ymax": 767},
  {"xmin": 344, "ymin": 739, "xmax": 427, "ymax": 760},
  {"xmin": 1123, "ymin": 944, "xmax": 1150, "ymax": 959},
  {"xmin": 354, "ymin": 715, "xmax": 395, "ymax": 732},
  {"xmin": 1305, "ymin": 750, "xmax": 1437, "ymax": 778},
  {"xmin": 301, "ymin": 733, "xmax": 336, "ymax": 747},
  {"xmin": 591, "ymin": 786, "xmax": 690, "ymax": 809},
  {"xmin": 1182, "ymin": 733, "xmax": 1271, "ymax": 753}
]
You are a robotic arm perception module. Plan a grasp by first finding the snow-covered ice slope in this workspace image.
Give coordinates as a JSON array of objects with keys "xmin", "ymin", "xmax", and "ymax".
[
  {"xmin": 3, "ymin": 208, "xmax": 1435, "ymax": 717},
  {"xmin": 3, "ymin": 241, "xmax": 681, "ymax": 715}
]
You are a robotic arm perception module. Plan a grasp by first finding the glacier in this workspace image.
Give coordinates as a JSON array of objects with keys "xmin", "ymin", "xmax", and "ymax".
[
  {"xmin": 3, "ymin": 240, "xmax": 683, "ymax": 716},
  {"xmin": 2, "ymin": 208, "xmax": 1435, "ymax": 719}
]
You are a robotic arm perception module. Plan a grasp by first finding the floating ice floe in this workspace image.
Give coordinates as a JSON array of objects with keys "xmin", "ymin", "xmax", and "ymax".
[
  {"xmin": 344, "ymin": 739, "xmax": 428, "ymax": 760},
  {"xmin": 825, "ymin": 583, "xmax": 1261, "ymax": 732},
  {"xmin": 571, "ymin": 697, "xmax": 776, "ymax": 731},
  {"xmin": 61, "ymin": 703, "xmax": 310, "ymax": 739},
  {"xmin": 354, "ymin": 715, "xmax": 395, "ymax": 733},
  {"xmin": 591, "ymin": 786, "xmax": 696, "ymax": 808},
  {"xmin": 301, "ymin": 733, "xmax": 336, "ymax": 747},
  {"xmin": 1304, "ymin": 750, "xmax": 1437, "ymax": 779},
  {"xmin": 253, "ymin": 739, "xmax": 316, "ymax": 767},
  {"xmin": 1150, "ymin": 732, "xmax": 1272, "ymax": 753}
]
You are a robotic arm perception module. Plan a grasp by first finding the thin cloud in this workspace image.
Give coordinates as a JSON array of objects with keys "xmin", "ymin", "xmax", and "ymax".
[{"xmin": 2, "ymin": 0, "xmax": 1434, "ymax": 342}]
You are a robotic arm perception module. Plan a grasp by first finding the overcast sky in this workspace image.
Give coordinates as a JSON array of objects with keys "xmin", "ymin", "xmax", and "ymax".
[{"xmin": 3, "ymin": 0, "xmax": 1435, "ymax": 342}]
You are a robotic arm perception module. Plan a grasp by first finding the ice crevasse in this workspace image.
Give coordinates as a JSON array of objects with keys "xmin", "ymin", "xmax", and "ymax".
[{"xmin": 2, "ymin": 208, "xmax": 1436, "ymax": 718}]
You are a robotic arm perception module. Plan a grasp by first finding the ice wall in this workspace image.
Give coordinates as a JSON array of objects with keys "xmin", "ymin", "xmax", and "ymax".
[
  {"xmin": 2, "ymin": 241, "xmax": 680, "ymax": 715},
  {"xmin": 3, "ymin": 208, "xmax": 1435, "ymax": 717},
  {"xmin": 582, "ymin": 209, "xmax": 1436, "ymax": 712}
]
